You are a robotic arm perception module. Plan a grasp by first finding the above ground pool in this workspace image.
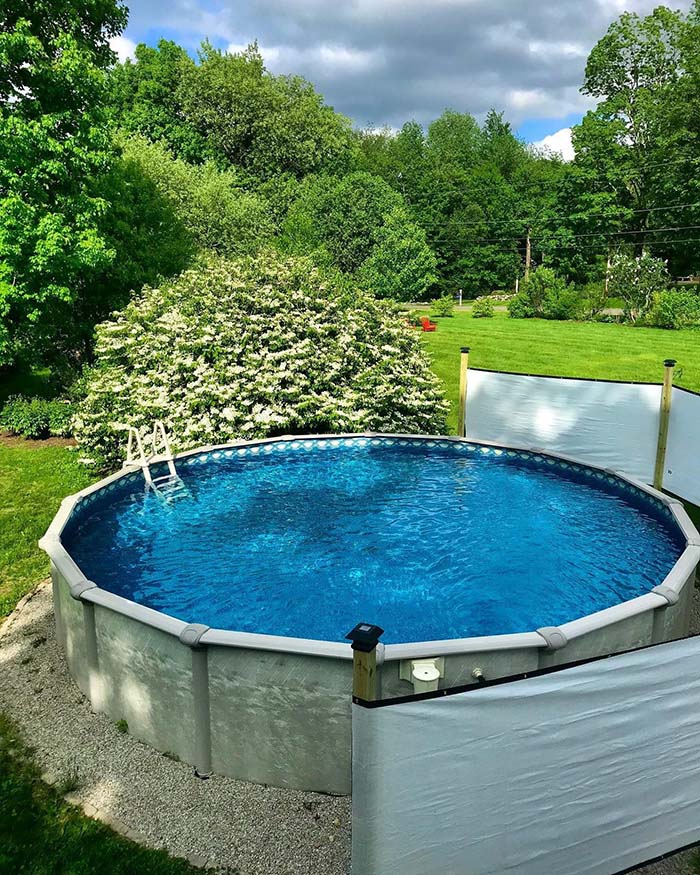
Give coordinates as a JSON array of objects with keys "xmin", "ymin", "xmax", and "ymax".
[
  {"xmin": 42, "ymin": 435, "xmax": 700, "ymax": 794},
  {"xmin": 62, "ymin": 437, "xmax": 684, "ymax": 644}
]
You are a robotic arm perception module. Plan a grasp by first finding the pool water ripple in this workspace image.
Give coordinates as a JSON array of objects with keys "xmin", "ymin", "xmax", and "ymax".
[{"xmin": 62, "ymin": 441, "xmax": 685, "ymax": 644}]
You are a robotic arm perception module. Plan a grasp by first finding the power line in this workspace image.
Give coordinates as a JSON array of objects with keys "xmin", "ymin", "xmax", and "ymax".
[
  {"xmin": 474, "ymin": 223, "xmax": 700, "ymax": 245},
  {"xmin": 408, "ymin": 153, "xmax": 700, "ymax": 202},
  {"xmin": 443, "ymin": 200, "xmax": 700, "ymax": 229},
  {"xmin": 481, "ymin": 235, "xmax": 700, "ymax": 254}
]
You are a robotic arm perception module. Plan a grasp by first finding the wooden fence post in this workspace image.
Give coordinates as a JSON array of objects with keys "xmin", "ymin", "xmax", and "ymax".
[
  {"xmin": 346, "ymin": 623, "xmax": 384, "ymax": 701},
  {"xmin": 653, "ymin": 359, "xmax": 676, "ymax": 491},
  {"xmin": 459, "ymin": 347, "xmax": 470, "ymax": 438}
]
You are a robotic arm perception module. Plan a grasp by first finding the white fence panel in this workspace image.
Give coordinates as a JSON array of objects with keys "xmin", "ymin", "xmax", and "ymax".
[
  {"xmin": 665, "ymin": 388, "xmax": 700, "ymax": 507},
  {"xmin": 352, "ymin": 635, "xmax": 700, "ymax": 875},
  {"xmin": 466, "ymin": 369, "xmax": 661, "ymax": 484}
]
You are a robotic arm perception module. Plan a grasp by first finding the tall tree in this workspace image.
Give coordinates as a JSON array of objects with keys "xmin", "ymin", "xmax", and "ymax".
[
  {"xmin": 107, "ymin": 39, "xmax": 213, "ymax": 164},
  {"xmin": 178, "ymin": 42, "xmax": 357, "ymax": 180},
  {"xmin": 425, "ymin": 110, "xmax": 483, "ymax": 170},
  {"xmin": 571, "ymin": 6, "xmax": 691, "ymax": 271},
  {"xmin": 0, "ymin": 0, "xmax": 127, "ymax": 367}
]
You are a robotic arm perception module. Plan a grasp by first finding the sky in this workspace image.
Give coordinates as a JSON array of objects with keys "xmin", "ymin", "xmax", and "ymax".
[{"xmin": 111, "ymin": 0, "xmax": 692, "ymax": 161}]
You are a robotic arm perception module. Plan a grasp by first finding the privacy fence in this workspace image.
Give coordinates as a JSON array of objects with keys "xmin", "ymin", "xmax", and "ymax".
[
  {"xmin": 349, "ymin": 356, "xmax": 700, "ymax": 875},
  {"xmin": 352, "ymin": 634, "xmax": 700, "ymax": 875},
  {"xmin": 458, "ymin": 354, "xmax": 700, "ymax": 506}
]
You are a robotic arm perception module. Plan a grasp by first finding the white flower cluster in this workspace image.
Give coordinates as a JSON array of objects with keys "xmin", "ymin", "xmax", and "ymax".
[{"xmin": 75, "ymin": 253, "xmax": 449, "ymax": 467}]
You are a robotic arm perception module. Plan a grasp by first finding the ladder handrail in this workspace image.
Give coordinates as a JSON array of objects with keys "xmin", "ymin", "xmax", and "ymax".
[
  {"xmin": 152, "ymin": 420, "xmax": 177, "ymax": 478},
  {"xmin": 125, "ymin": 427, "xmax": 153, "ymax": 484},
  {"xmin": 123, "ymin": 422, "xmax": 180, "ymax": 492}
]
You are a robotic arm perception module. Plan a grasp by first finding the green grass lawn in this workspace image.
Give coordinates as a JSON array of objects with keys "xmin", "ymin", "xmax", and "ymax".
[
  {"xmin": 0, "ymin": 443, "xmax": 94, "ymax": 618},
  {"xmin": 1, "ymin": 315, "xmax": 700, "ymax": 872},
  {"xmin": 420, "ymin": 311, "xmax": 700, "ymax": 433}
]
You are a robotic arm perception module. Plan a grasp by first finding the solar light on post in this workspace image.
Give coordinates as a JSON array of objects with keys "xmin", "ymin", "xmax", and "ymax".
[
  {"xmin": 346, "ymin": 623, "xmax": 384, "ymax": 701},
  {"xmin": 653, "ymin": 359, "xmax": 676, "ymax": 491},
  {"xmin": 459, "ymin": 346, "xmax": 470, "ymax": 438}
]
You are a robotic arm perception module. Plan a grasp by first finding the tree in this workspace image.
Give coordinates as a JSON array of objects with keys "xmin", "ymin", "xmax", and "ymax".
[
  {"xmin": 608, "ymin": 252, "xmax": 670, "ymax": 320},
  {"xmin": 426, "ymin": 111, "xmax": 483, "ymax": 170},
  {"xmin": 284, "ymin": 172, "xmax": 404, "ymax": 272},
  {"xmin": 281, "ymin": 171, "xmax": 437, "ymax": 298},
  {"xmin": 75, "ymin": 253, "xmax": 449, "ymax": 466},
  {"xmin": 0, "ymin": 0, "xmax": 127, "ymax": 367},
  {"xmin": 178, "ymin": 42, "xmax": 357, "ymax": 179},
  {"xmin": 358, "ymin": 208, "xmax": 437, "ymax": 301},
  {"xmin": 107, "ymin": 39, "xmax": 213, "ymax": 164},
  {"xmin": 69, "ymin": 141, "xmax": 194, "ymax": 356},
  {"xmin": 120, "ymin": 136, "xmax": 275, "ymax": 257},
  {"xmin": 572, "ymin": 6, "xmax": 692, "ymax": 272}
]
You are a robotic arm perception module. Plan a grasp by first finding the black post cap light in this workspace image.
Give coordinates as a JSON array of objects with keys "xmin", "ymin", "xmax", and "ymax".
[
  {"xmin": 461, "ymin": 346, "xmax": 471, "ymax": 354},
  {"xmin": 664, "ymin": 359, "xmax": 677, "ymax": 368},
  {"xmin": 346, "ymin": 623, "xmax": 384, "ymax": 652}
]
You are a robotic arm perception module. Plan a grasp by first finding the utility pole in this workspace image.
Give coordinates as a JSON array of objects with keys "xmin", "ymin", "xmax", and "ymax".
[{"xmin": 524, "ymin": 227, "xmax": 532, "ymax": 282}]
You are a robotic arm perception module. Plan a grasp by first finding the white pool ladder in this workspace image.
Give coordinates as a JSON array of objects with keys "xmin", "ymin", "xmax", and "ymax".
[{"xmin": 124, "ymin": 421, "xmax": 188, "ymax": 501}]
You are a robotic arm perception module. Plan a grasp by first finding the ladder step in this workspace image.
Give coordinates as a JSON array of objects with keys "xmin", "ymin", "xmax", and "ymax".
[{"xmin": 125, "ymin": 422, "xmax": 185, "ymax": 500}]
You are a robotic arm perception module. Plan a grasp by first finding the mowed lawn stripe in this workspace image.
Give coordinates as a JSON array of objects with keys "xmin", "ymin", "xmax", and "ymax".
[{"xmin": 419, "ymin": 312, "xmax": 700, "ymax": 433}]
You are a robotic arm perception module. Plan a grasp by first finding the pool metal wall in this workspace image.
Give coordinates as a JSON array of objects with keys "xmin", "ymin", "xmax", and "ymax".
[{"xmin": 42, "ymin": 435, "xmax": 700, "ymax": 794}]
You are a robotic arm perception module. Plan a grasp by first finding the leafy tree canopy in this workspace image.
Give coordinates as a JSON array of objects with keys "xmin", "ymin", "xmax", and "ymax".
[
  {"xmin": 0, "ymin": 0, "xmax": 127, "ymax": 367},
  {"xmin": 177, "ymin": 42, "xmax": 358, "ymax": 179},
  {"xmin": 107, "ymin": 39, "xmax": 213, "ymax": 164},
  {"xmin": 281, "ymin": 171, "xmax": 437, "ymax": 300}
]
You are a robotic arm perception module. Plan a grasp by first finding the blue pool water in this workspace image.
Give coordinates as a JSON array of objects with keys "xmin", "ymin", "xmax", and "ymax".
[{"xmin": 62, "ymin": 439, "xmax": 685, "ymax": 644}]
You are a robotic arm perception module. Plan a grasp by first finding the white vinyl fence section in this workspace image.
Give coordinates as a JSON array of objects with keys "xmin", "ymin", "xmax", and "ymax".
[
  {"xmin": 352, "ymin": 635, "xmax": 700, "ymax": 875},
  {"xmin": 666, "ymin": 388, "xmax": 700, "ymax": 507},
  {"xmin": 465, "ymin": 369, "xmax": 662, "ymax": 484}
]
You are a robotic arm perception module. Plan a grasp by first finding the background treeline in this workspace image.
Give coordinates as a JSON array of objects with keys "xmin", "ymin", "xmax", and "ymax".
[{"xmin": 3, "ymin": 0, "xmax": 700, "ymax": 379}]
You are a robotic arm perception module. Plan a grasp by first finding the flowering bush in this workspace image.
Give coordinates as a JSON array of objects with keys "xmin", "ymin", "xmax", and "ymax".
[
  {"xmin": 609, "ymin": 252, "xmax": 670, "ymax": 321},
  {"xmin": 75, "ymin": 253, "xmax": 449, "ymax": 467}
]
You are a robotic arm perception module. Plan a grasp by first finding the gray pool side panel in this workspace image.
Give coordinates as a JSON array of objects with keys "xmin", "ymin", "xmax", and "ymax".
[
  {"xmin": 207, "ymin": 645, "xmax": 353, "ymax": 793},
  {"xmin": 41, "ymin": 434, "xmax": 700, "ymax": 793},
  {"xmin": 91, "ymin": 604, "xmax": 196, "ymax": 762}
]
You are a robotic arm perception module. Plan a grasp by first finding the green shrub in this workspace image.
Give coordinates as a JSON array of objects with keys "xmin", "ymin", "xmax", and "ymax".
[
  {"xmin": 507, "ymin": 292, "xmax": 536, "ymax": 319},
  {"xmin": 508, "ymin": 267, "xmax": 577, "ymax": 321},
  {"xmin": 471, "ymin": 297, "xmax": 494, "ymax": 318},
  {"xmin": 0, "ymin": 396, "xmax": 74, "ymax": 439},
  {"xmin": 647, "ymin": 289, "xmax": 700, "ymax": 329},
  {"xmin": 541, "ymin": 285, "xmax": 582, "ymax": 321},
  {"xmin": 580, "ymin": 282, "xmax": 608, "ymax": 320},
  {"xmin": 75, "ymin": 252, "xmax": 450, "ymax": 468},
  {"xmin": 432, "ymin": 295, "xmax": 455, "ymax": 317},
  {"xmin": 608, "ymin": 252, "xmax": 670, "ymax": 321}
]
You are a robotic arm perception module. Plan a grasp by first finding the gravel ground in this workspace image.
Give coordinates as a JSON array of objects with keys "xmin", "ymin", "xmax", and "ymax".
[
  {"xmin": 0, "ymin": 580, "xmax": 698, "ymax": 875},
  {"xmin": 0, "ymin": 583, "xmax": 351, "ymax": 875}
]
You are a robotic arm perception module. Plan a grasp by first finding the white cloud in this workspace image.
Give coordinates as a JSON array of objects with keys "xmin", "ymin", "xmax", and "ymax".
[
  {"xmin": 125, "ymin": 0, "xmax": 694, "ymax": 128},
  {"xmin": 227, "ymin": 41, "xmax": 383, "ymax": 78},
  {"xmin": 110, "ymin": 35, "xmax": 137, "ymax": 63},
  {"xmin": 527, "ymin": 40, "xmax": 587, "ymax": 58},
  {"xmin": 532, "ymin": 127, "xmax": 575, "ymax": 161},
  {"xmin": 506, "ymin": 86, "xmax": 591, "ymax": 120}
]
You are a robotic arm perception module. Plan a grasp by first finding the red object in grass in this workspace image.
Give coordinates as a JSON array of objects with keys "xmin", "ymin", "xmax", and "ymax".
[{"xmin": 420, "ymin": 317, "xmax": 437, "ymax": 332}]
